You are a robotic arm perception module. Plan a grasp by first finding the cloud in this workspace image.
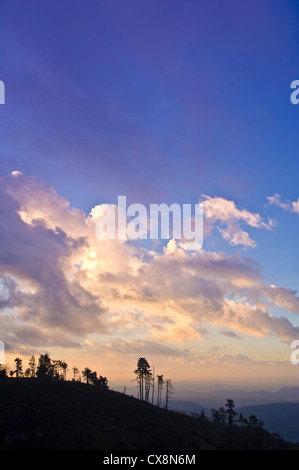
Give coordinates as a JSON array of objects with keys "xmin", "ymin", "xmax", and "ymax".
[
  {"xmin": 0, "ymin": 172, "xmax": 108, "ymax": 348},
  {"xmin": 0, "ymin": 173, "xmax": 299, "ymax": 352},
  {"xmin": 96, "ymin": 338, "xmax": 191, "ymax": 359},
  {"xmin": 220, "ymin": 330, "xmax": 242, "ymax": 339},
  {"xmin": 194, "ymin": 351, "xmax": 250, "ymax": 365},
  {"xmin": 222, "ymin": 299, "xmax": 299, "ymax": 343},
  {"xmin": 200, "ymin": 195, "xmax": 274, "ymax": 248},
  {"xmin": 267, "ymin": 193, "xmax": 299, "ymax": 215}
]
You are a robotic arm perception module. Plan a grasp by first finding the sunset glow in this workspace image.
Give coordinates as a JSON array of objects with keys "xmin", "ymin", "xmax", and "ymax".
[{"xmin": 1, "ymin": 1, "xmax": 299, "ymax": 396}]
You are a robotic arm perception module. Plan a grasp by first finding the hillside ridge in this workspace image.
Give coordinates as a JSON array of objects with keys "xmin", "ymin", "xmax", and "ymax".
[{"xmin": 0, "ymin": 378, "xmax": 297, "ymax": 450}]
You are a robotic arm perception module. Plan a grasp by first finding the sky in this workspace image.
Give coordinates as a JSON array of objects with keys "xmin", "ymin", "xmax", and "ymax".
[{"xmin": 1, "ymin": 0, "xmax": 299, "ymax": 391}]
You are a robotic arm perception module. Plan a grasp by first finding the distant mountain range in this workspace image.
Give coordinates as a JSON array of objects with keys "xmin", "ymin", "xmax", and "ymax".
[
  {"xmin": 169, "ymin": 401, "xmax": 299, "ymax": 443},
  {"xmin": 113, "ymin": 383, "xmax": 299, "ymax": 443},
  {"xmin": 173, "ymin": 385, "xmax": 299, "ymax": 408},
  {"xmin": 168, "ymin": 387, "xmax": 299, "ymax": 444},
  {"xmin": 237, "ymin": 403, "xmax": 299, "ymax": 443},
  {"xmin": 168, "ymin": 400, "xmax": 209, "ymax": 415}
]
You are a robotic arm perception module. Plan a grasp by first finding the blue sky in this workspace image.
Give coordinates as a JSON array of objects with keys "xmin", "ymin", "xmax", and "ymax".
[
  {"xmin": 1, "ymin": 0, "xmax": 299, "ymax": 387},
  {"xmin": 1, "ymin": 0, "xmax": 299, "ymax": 207}
]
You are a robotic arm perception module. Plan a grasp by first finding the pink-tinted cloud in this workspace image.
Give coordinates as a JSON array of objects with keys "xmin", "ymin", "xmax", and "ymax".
[{"xmin": 0, "ymin": 172, "xmax": 299, "ymax": 355}]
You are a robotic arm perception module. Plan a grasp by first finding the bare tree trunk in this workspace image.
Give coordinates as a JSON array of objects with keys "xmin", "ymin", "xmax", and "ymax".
[
  {"xmin": 165, "ymin": 379, "xmax": 173, "ymax": 410},
  {"xmin": 151, "ymin": 366, "xmax": 155, "ymax": 404}
]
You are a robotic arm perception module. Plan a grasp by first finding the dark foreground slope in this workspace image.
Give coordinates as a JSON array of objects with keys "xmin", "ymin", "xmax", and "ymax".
[{"xmin": 0, "ymin": 378, "xmax": 297, "ymax": 450}]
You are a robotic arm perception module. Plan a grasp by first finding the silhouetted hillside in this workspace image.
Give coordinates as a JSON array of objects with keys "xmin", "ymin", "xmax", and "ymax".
[{"xmin": 0, "ymin": 378, "xmax": 297, "ymax": 450}]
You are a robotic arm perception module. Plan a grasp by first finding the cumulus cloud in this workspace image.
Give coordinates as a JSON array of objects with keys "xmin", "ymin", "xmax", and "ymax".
[
  {"xmin": 0, "ymin": 172, "xmax": 299, "ymax": 353},
  {"xmin": 0, "ymin": 173, "xmax": 108, "ymax": 348}
]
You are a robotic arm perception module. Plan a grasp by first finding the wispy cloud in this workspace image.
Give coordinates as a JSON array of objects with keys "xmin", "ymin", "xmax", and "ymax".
[
  {"xmin": 267, "ymin": 193, "xmax": 299, "ymax": 215},
  {"xmin": 200, "ymin": 195, "xmax": 275, "ymax": 248}
]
